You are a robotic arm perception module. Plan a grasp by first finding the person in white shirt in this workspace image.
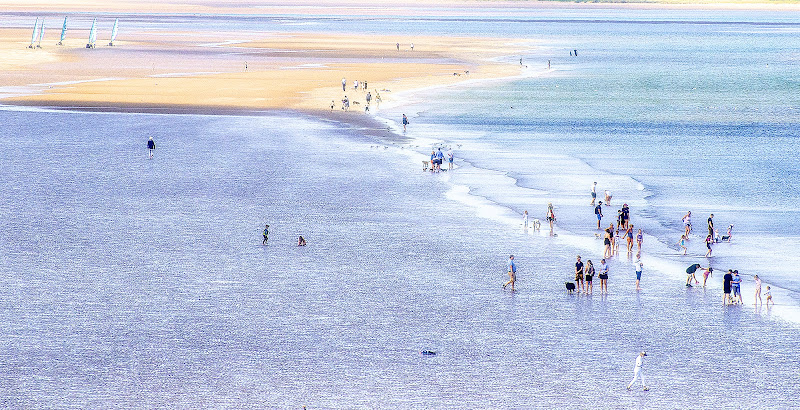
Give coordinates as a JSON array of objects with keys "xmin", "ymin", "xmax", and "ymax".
[
  {"xmin": 627, "ymin": 351, "xmax": 649, "ymax": 391},
  {"xmin": 522, "ymin": 210, "xmax": 529, "ymax": 229}
]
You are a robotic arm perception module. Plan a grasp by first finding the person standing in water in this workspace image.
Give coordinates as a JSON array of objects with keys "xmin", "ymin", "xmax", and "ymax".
[
  {"xmin": 754, "ymin": 275, "xmax": 762, "ymax": 306},
  {"xmin": 682, "ymin": 211, "xmax": 692, "ymax": 236},
  {"xmin": 634, "ymin": 260, "xmax": 643, "ymax": 291},
  {"xmin": 546, "ymin": 203, "xmax": 556, "ymax": 235},
  {"xmin": 707, "ymin": 214, "xmax": 715, "ymax": 237},
  {"xmin": 702, "ymin": 266, "xmax": 713, "ymax": 288},
  {"xmin": 447, "ymin": 147, "xmax": 454, "ymax": 170},
  {"xmin": 627, "ymin": 352, "xmax": 649, "ymax": 391},
  {"xmin": 503, "ymin": 255, "xmax": 517, "ymax": 291},
  {"xmin": 636, "ymin": 229, "xmax": 644, "ymax": 253},
  {"xmin": 585, "ymin": 259, "xmax": 595, "ymax": 295},
  {"xmin": 590, "ymin": 182, "xmax": 597, "ymax": 205},
  {"xmin": 522, "ymin": 210, "xmax": 529, "ymax": 229},
  {"xmin": 595, "ymin": 201, "xmax": 604, "ymax": 229},
  {"xmin": 147, "ymin": 137, "xmax": 156, "ymax": 159},
  {"xmin": 766, "ymin": 285, "xmax": 774, "ymax": 307},
  {"xmin": 402, "ymin": 114, "xmax": 409, "ymax": 132},
  {"xmin": 677, "ymin": 234, "xmax": 688, "ymax": 255},
  {"xmin": 262, "ymin": 224, "xmax": 270, "ymax": 245},
  {"xmin": 599, "ymin": 258, "xmax": 609, "ymax": 294},
  {"xmin": 574, "ymin": 255, "xmax": 585, "ymax": 294}
]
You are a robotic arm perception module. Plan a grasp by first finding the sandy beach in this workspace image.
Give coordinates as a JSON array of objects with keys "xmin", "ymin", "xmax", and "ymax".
[{"xmin": 1, "ymin": 23, "xmax": 527, "ymax": 115}]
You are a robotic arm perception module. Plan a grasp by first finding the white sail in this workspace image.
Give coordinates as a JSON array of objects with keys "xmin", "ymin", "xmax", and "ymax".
[
  {"xmin": 37, "ymin": 19, "xmax": 45, "ymax": 48},
  {"xmin": 108, "ymin": 18, "xmax": 118, "ymax": 45},
  {"xmin": 29, "ymin": 17, "xmax": 38, "ymax": 48},
  {"xmin": 58, "ymin": 17, "xmax": 67, "ymax": 45},
  {"xmin": 87, "ymin": 18, "xmax": 96, "ymax": 48}
]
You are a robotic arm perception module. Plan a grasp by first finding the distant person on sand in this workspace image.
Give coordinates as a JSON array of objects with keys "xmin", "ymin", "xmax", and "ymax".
[
  {"xmin": 575, "ymin": 255, "xmax": 585, "ymax": 294},
  {"xmin": 147, "ymin": 137, "xmax": 156, "ymax": 159},
  {"xmin": 590, "ymin": 181, "xmax": 597, "ymax": 205},
  {"xmin": 262, "ymin": 224, "xmax": 269, "ymax": 245},
  {"xmin": 410, "ymin": 42, "xmax": 414, "ymax": 51},
  {"xmin": 599, "ymin": 258, "xmax": 609, "ymax": 293},
  {"xmin": 447, "ymin": 147, "xmax": 454, "ymax": 170},
  {"xmin": 754, "ymin": 275, "xmax": 762, "ymax": 306},
  {"xmin": 682, "ymin": 211, "xmax": 692, "ymax": 236},
  {"xmin": 297, "ymin": 236, "xmax": 306, "ymax": 246},
  {"xmin": 634, "ymin": 260, "xmax": 643, "ymax": 291},
  {"xmin": 765, "ymin": 285, "xmax": 773, "ymax": 307},
  {"xmin": 365, "ymin": 91, "xmax": 372, "ymax": 106},
  {"xmin": 503, "ymin": 255, "xmax": 517, "ymax": 291},
  {"xmin": 402, "ymin": 114, "xmax": 409, "ymax": 131},
  {"xmin": 686, "ymin": 263, "xmax": 702, "ymax": 287},
  {"xmin": 342, "ymin": 77, "xmax": 347, "ymax": 91},
  {"xmin": 677, "ymin": 234, "xmax": 688, "ymax": 255},
  {"xmin": 330, "ymin": 100, "xmax": 335, "ymax": 111},
  {"xmin": 723, "ymin": 269, "xmax": 733, "ymax": 305},
  {"xmin": 627, "ymin": 352, "xmax": 649, "ymax": 391},
  {"xmin": 595, "ymin": 201, "xmax": 604, "ymax": 229},
  {"xmin": 523, "ymin": 210, "xmax": 529, "ymax": 229},
  {"xmin": 585, "ymin": 259, "xmax": 595, "ymax": 295},
  {"xmin": 396, "ymin": 42, "xmax": 400, "ymax": 51}
]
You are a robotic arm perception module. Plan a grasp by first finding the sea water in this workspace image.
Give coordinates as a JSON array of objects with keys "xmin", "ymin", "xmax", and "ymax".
[
  {"xmin": 376, "ymin": 8, "xmax": 800, "ymax": 312},
  {"xmin": 2, "ymin": 6, "xmax": 800, "ymax": 408}
]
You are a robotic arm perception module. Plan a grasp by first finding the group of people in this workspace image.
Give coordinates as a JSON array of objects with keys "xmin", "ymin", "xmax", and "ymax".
[
  {"xmin": 262, "ymin": 224, "xmax": 307, "ymax": 247},
  {"xmin": 336, "ymin": 78, "xmax": 381, "ymax": 112},
  {"xmin": 573, "ymin": 255, "xmax": 609, "ymax": 295},
  {"xmin": 678, "ymin": 211, "xmax": 733, "ymax": 257},
  {"xmin": 428, "ymin": 147, "xmax": 453, "ymax": 172}
]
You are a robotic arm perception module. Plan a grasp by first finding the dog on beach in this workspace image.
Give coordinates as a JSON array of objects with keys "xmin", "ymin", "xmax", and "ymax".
[{"xmin": 565, "ymin": 282, "xmax": 576, "ymax": 294}]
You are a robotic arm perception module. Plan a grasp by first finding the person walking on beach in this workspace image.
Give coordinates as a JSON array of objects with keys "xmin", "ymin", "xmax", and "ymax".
[
  {"xmin": 522, "ymin": 210, "xmax": 529, "ymax": 229},
  {"xmin": 634, "ymin": 259, "xmax": 643, "ymax": 291},
  {"xmin": 731, "ymin": 270, "xmax": 743, "ymax": 304},
  {"xmin": 147, "ymin": 137, "xmax": 156, "ymax": 159},
  {"xmin": 546, "ymin": 203, "xmax": 556, "ymax": 235},
  {"xmin": 627, "ymin": 352, "xmax": 649, "ymax": 391},
  {"xmin": 686, "ymin": 263, "xmax": 702, "ymax": 287},
  {"xmin": 704, "ymin": 234, "xmax": 713, "ymax": 257},
  {"xmin": 682, "ymin": 211, "xmax": 692, "ymax": 236},
  {"xmin": 396, "ymin": 42, "xmax": 400, "ymax": 51},
  {"xmin": 262, "ymin": 224, "xmax": 269, "ymax": 245},
  {"xmin": 410, "ymin": 42, "xmax": 414, "ymax": 51},
  {"xmin": 365, "ymin": 91, "xmax": 372, "ymax": 107},
  {"xmin": 575, "ymin": 255, "xmax": 585, "ymax": 294},
  {"xmin": 503, "ymin": 255, "xmax": 517, "ymax": 291},
  {"xmin": 677, "ymin": 234, "xmax": 688, "ymax": 255},
  {"xmin": 590, "ymin": 182, "xmax": 598, "ymax": 205},
  {"xmin": 342, "ymin": 77, "xmax": 347, "ymax": 92},
  {"xmin": 585, "ymin": 260, "xmax": 595, "ymax": 295},
  {"xmin": 723, "ymin": 269, "xmax": 733, "ymax": 305},
  {"xmin": 599, "ymin": 258, "xmax": 609, "ymax": 293},
  {"xmin": 595, "ymin": 201, "xmax": 604, "ymax": 229},
  {"xmin": 754, "ymin": 275, "xmax": 762, "ymax": 306},
  {"xmin": 402, "ymin": 114, "xmax": 409, "ymax": 132}
]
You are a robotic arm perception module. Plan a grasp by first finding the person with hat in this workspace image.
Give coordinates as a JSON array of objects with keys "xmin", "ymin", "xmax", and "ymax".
[{"xmin": 627, "ymin": 351, "xmax": 649, "ymax": 391}]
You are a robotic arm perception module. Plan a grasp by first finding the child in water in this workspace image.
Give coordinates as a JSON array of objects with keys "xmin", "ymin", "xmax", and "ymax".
[
  {"xmin": 766, "ymin": 286, "xmax": 773, "ymax": 307},
  {"xmin": 677, "ymin": 234, "xmax": 687, "ymax": 255}
]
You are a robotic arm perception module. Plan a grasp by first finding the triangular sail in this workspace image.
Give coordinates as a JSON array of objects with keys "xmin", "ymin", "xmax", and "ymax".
[
  {"xmin": 58, "ymin": 17, "xmax": 67, "ymax": 45},
  {"xmin": 29, "ymin": 17, "xmax": 38, "ymax": 48},
  {"xmin": 86, "ymin": 18, "xmax": 96, "ymax": 48},
  {"xmin": 108, "ymin": 18, "xmax": 118, "ymax": 46},
  {"xmin": 37, "ymin": 19, "xmax": 45, "ymax": 48}
]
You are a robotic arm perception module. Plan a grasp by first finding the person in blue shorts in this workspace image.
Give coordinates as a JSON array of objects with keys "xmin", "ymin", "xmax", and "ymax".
[
  {"xmin": 262, "ymin": 224, "xmax": 269, "ymax": 245},
  {"xmin": 595, "ymin": 201, "xmax": 604, "ymax": 229},
  {"xmin": 503, "ymin": 255, "xmax": 517, "ymax": 291},
  {"xmin": 634, "ymin": 260, "xmax": 643, "ymax": 291}
]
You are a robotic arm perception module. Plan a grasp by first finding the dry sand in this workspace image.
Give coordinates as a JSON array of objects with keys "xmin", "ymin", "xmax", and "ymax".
[{"xmin": 0, "ymin": 26, "xmax": 528, "ymax": 115}]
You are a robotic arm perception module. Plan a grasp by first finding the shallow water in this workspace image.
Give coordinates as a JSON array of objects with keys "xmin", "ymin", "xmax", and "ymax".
[{"xmin": 0, "ymin": 108, "xmax": 798, "ymax": 408}]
